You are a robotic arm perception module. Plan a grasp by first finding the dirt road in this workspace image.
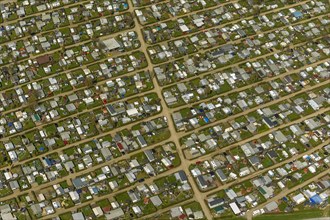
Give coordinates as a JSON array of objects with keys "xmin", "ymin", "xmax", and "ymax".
[
  {"xmin": 246, "ymin": 170, "xmax": 330, "ymax": 220},
  {"xmin": 0, "ymin": 0, "xmax": 329, "ymax": 219}
]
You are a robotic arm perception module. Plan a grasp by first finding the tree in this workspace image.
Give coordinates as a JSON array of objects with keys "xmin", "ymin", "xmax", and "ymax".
[
  {"xmin": 253, "ymin": 6, "xmax": 261, "ymax": 17},
  {"xmin": 204, "ymin": 86, "xmax": 211, "ymax": 95},
  {"xmin": 28, "ymin": 90, "xmax": 39, "ymax": 109},
  {"xmin": 84, "ymin": 77, "xmax": 94, "ymax": 88}
]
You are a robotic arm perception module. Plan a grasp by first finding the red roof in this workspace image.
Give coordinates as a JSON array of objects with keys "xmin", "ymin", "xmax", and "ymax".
[
  {"xmin": 144, "ymin": 197, "xmax": 149, "ymax": 204},
  {"xmin": 179, "ymin": 214, "xmax": 187, "ymax": 220},
  {"xmin": 117, "ymin": 142, "xmax": 123, "ymax": 150},
  {"xmin": 36, "ymin": 54, "xmax": 51, "ymax": 65},
  {"xmin": 102, "ymin": 206, "xmax": 111, "ymax": 213}
]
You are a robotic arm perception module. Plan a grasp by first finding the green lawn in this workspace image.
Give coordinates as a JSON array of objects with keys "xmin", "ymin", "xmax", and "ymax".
[
  {"xmin": 59, "ymin": 212, "xmax": 73, "ymax": 220},
  {"xmin": 183, "ymin": 202, "xmax": 203, "ymax": 212},
  {"xmin": 0, "ymin": 188, "xmax": 12, "ymax": 197},
  {"xmin": 254, "ymin": 209, "xmax": 328, "ymax": 220},
  {"xmin": 216, "ymin": 217, "xmax": 245, "ymax": 220}
]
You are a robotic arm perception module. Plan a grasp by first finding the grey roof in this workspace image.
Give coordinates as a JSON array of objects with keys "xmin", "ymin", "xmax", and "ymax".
[
  {"xmin": 72, "ymin": 212, "xmax": 85, "ymax": 220},
  {"xmin": 150, "ymin": 195, "xmax": 162, "ymax": 206},
  {"xmin": 235, "ymin": 196, "xmax": 246, "ymax": 204},
  {"xmin": 144, "ymin": 150, "xmax": 155, "ymax": 162},
  {"xmin": 215, "ymin": 169, "xmax": 227, "ymax": 181},
  {"xmin": 137, "ymin": 135, "xmax": 147, "ymax": 147},
  {"xmin": 265, "ymin": 201, "xmax": 278, "ymax": 212},
  {"xmin": 0, "ymin": 204, "xmax": 11, "ymax": 213},
  {"xmin": 101, "ymin": 38, "xmax": 121, "ymax": 51},
  {"xmin": 101, "ymin": 147, "xmax": 112, "ymax": 159},
  {"xmin": 197, "ymin": 175, "xmax": 207, "ymax": 187},
  {"xmin": 175, "ymin": 170, "xmax": 187, "ymax": 183},
  {"xmin": 274, "ymin": 131, "xmax": 288, "ymax": 143},
  {"xmin": 207, "ymin": 197, "xmax": 225, "ymax": 208},
  {"xmin": 31, "ymin": 204, "xmax": 42, "ymax": 215},
  {"xmin": 249, "ymin": 156, "xmax": 260, "ymax": 165},
  {"xmin": 72, "ymin": 178, "xmax": 88, "ymax": 189}
]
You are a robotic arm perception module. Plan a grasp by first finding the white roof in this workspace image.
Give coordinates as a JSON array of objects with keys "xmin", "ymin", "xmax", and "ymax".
[
  {"xmin": 102, "ymin": 38, "xmax": 120, "ymax": 50},
  {"xmin": 92, "ymin": 207, "xmax": 103, "ymax": 216},
  {"xmin": 106, "ymin": 208, "xmax": 124, "ymax": 220},
  {"xmin": 127, "ymin": 108, "xmax": 139, "ymax": 116},
  {"xmin": 292, "ymin": 193, "xmax": 306, "ymax": 204},
  {"xmin": 179, "ymin": 24, "xmax": 189, "ymax": 32},
  {"xmin": 229, "ymin": 202, "xmax": 241, "ymax": 214}
]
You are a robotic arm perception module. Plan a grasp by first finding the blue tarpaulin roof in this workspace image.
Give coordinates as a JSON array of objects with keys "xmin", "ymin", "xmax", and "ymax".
[
  {"xmin": 310, "ymin": 194, "xmax": 322, "ymax": 204},
  {"xmin": 293, "ymin": 11, "xmax": 303, "ymax": 18},
  {"xmin": 92, "ymin": 187, "xmax": 99, "ymax": 193},
  {"xmin": 45, "ymin": 158, "xmax": 52, "ymax": 166}
]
